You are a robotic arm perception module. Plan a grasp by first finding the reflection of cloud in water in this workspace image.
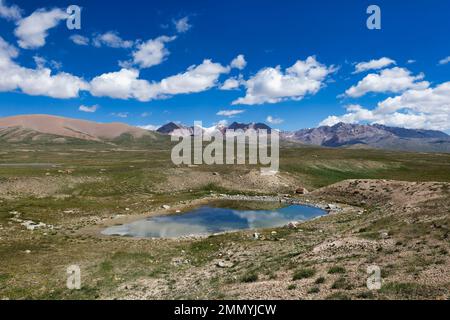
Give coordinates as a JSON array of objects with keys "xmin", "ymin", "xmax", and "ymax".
[
  {"xmin": 102, "ymin": 205, "xmax": 325, "ymax": 238},
  {"xmin": 102, "ymin": 220, "xmax": 209, "ymax": 238},
  {"xmin": 231, "ymin": 210, "xmax": 305, "ymax": 229}
]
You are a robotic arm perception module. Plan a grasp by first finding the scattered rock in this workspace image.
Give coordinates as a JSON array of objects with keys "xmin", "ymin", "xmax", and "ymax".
[
  {"xmin": 216, "ymin": 261, "xmax": 233, "ymax": 268},
  {"xmin": 253, "ymin": 233, "xmax": 260, "ymax": 240},
  {"xmin": 162, "ymin": 205, "xmax": 171, "ymax": 210},
  {"xmin": 285, "ymin": 221, "xmax": 299, "ymax": 229},
  {"xmin": 295, "ymin": 187, "xmax": 309, "ymax": 195},
  {"xmin": 326, "ymin": 203, "xmax": 339, "ymax": 210},
  {"xmin": 21, "ymin": 220, "xmax": 48, "ymax": 231}
]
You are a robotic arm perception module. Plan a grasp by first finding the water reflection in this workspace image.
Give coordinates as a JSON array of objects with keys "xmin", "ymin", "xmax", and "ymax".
[{"xmin": 102, "ymin": 205, "xmax": 325, "ymax": 238}]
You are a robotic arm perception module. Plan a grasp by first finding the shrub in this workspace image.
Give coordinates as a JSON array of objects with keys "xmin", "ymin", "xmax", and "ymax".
[
  {"xmin": 328, "ymin": 266, "xmax": 346, "ymax": 274},
  {"xmin": 331, "ymin": 277, "xmax": 353, "ymax": 290},
  {"xmin": 308, "ymin": 287, "xmax": 320, "ymax": 294},
  {"xmin": 292, "ymin": 268, "xmax": 316, "ymax": 280},
  {"xmin": 241, "ymin": 272, "xmax": 258, "ymax": 283},
  {"xmin": 287, "ymin": 284, "xmax": 297, "ymax": 290},
  {"xmin": 315, "ymin": 276, "xmax": 325, "ymax": 284}
]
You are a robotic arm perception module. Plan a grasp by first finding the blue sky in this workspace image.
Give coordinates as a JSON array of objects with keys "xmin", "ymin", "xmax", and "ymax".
[{"xmin": 0, "ymin": 0, "xmax": 449, "ymax": 131}]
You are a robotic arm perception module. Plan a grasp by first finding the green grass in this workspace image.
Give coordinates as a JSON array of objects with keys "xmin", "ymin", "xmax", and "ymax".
[
  {"xmin": 331, "ymin": 277, "xmax": 353, "ymax": 290},
  {"xmin": 307, "ymin": 287, "xmax": 320, "ymax": 294},
  {"xmin": 315, "ymin": 277, "xmax": 326, "ymax": 284},
  {"xmin": 292, "ymin": 268, "xmax": 316, "ymax": 280},
  {"xmin": 287, "ymin": 284, "xmax": 297, "ymax": 290},
  {"xmin": 241, "ymin": 272, "xmax": 258, "ymax": 283},
  {"xmin": 380, "ymin": 282, "xmax": 440, "ymax": 299},
  {"xmin": 328, "ymin": 266, "xmax": 346, "ymax": 274}
]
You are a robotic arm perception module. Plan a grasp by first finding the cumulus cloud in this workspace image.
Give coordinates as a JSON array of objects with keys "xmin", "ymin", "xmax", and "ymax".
[
  {"xmin": 173, "ymin": 16, "xmax": 191, "ymax": 33},
  {"xmin": 90, "ymin": 59, "xmax": 229, "ymax": 102},
  {"xmin": 321, "ymin": 81, "xmax": 450, "ymax": 131},
  {"xmin": 70, "ymin": 34, "xmax": 89, "ymax": 46},
  {"xmin": 344, "ymin": 67, "xmax": 429, "ymax": 98},
  {"xmin": 139, "ymin": 124, "xmax": 160, "ymax": 131},
  {"xmin": 220, "ymin": 76, "xmax": 242, "ymax": 90},
  {"xmin": 0, "ymin": 0, "xmax": 22, "ymax": 21},
  {"xmin": 233, "ymin": 56, "xmax": 335, "ymax": 105},
  {"xmin": 230, "ymin": 54, "xmax": 247, "ymax": 70},
  {"xmin": 147, "ymin": 59, "xmax": 230, "ymax": 99},
  {"xmin": 439, "ymin": 56, "xmax": 450, "ymax": 65},
  {"xmin": 266, "ymin": 115, "xmax": 284, "ymax": 125},
  {"xmin": 216, "ymin": 109, "xmax": 245, "ymax": 117},
  {"xmin": 14, "ymin": 8, "xmax": 68, "ymax": 49},
  {"xmin": 92, "ymin": 31, "xmax": 134, "ymax": 48},
  {"xmin": 0, "ymin": 36, "xmax": 88, "ymax": 98},
  {"xmin": 353, "ymin": 57, "xmax": 396, "ymax": 73},
  {"xmin": 131, "ymin": 36, "xmax": 176, "ymax": 69},
  {"xmin": 79, "ymin": 104, "xmax": 99, "ymax": 113},
  {"xmin": 89, "ymin": 68, "xmax": 153, "ymax": 102}
]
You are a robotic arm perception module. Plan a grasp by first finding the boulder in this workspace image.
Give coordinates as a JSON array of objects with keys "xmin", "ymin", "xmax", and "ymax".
[
  {"xmin": 216, "ymin": 261, "xmax": 233, "ymax": 268},
  {"xmin": 285, "ymin": 221, "xmax": 299, "ymax": 229},
  {"xmin": 295, "ymin": 187, "xmax": 309, "ymax": 195}
]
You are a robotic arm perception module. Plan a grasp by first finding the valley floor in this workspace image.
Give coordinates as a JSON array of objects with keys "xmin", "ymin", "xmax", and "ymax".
[{"xmin": 0, "ymin": 145, "xmax": 449, "ymax": 300}]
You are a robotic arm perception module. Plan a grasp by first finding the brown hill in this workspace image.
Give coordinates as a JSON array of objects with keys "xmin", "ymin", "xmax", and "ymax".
[{"xmin": 0, "ymin": 114, "xmax": 151, "ymax": 142}]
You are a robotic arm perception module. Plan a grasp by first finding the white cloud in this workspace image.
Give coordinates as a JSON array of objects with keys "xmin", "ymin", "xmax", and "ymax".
[
  {"xmin": 174, "ymin": 16, "xmax": 191, "ymax": 33},
  {"xmin": 138, "ymin": 124, "xmax": 160, "ymax": 131},
  {"xmin": 233, "ymin": 56, "xmax": 335, "ymax": 105},
  {"xmin": 111, "ymin": 112, "xmax": 129, "ymax": 118},
  {"xmin": 220, "ymin": 76, "xmax": 242, "ymax": 90},
  {"xmin": 89, "ymin": 68, "xmax": 153, "ymax": 102},
  {"xmin": 266, "ymin": 115, "xmax": 284, "ymax": 125},
  {"xmin": 215, "ymin": 119, "xmax": 229, "ymax": 127},
  {"xmin": 147, "ymin": 59, "xmax": 230, "ymax": 99},
  {"xmin": 407, "ymin": 59, "xmax": 416, "ymax": 64},
  {"xmin": 377, "ymin": 82, "xmax": 450, "ymax": 115},
  {"xmin": 131, "ymin": 36, "xmax": 176, "ymax": 69},
  {"xmin": 344, "ymin": 67, "xmax": 429, "ymax": 98},
  {"xmin": 79, "ymin": 104, "xmax": 99, "ymax": 113},
  {"xmin": 230, "ymin": 54, "xmax": 247, "ymax": 70},
  {"xmin": 70, "ymin": 34, "xmax": 89, "ymax": 46},
  {"xmin": 90, "ymin": 59, "xmax": 229, "ymax": 102},
  {"xmin": 0, "ymin": 0, "xmax": 22, "ymax": 21},
  {"xmin": 353, "ymin": 57, "xmax": 396, "ymax": 73},
  {"xmin": 321, "ymin": 81, "xmax": 450, "ymax": 131},
  {"xmin": 0, "ymin": 36, "xmax": 88, "ymax": 98},
  {"xmin": 216, "ymin": 109, "xmax": 245, "ymax": 117},
  {"xmin": 439, "ymin": 56, "xmax": 450, "ymax": 65},
  {"xmin": 14, "ymin": 8, "xmax": 67, "ymax": 49},
  {"xmin": 92, "ymin": 31, "xmax": 134, "ymax": 48}
]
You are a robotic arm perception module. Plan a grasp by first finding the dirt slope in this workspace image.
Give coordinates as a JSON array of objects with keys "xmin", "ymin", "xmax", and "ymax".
[{"xmin": 0, "ymin": 114, "xmax": 150, "ymax": 141}]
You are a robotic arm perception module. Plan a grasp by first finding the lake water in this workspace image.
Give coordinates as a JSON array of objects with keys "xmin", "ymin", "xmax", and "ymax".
[{"xmin": 102, "ymin": 204, "xmax": 326, "ymax": 238}]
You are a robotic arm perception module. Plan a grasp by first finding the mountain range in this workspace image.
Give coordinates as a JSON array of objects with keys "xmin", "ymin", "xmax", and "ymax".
[
  {"xmin": 281, "ymin": 122, "xmax": 450, "ymax": 152},
  {"xmin": 156, "ymin": 121, "xmax": 271, "ymax": 137},
  {"xmin": 0, "ymin": 114, "xmax": 449, "ymax": 153}
]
